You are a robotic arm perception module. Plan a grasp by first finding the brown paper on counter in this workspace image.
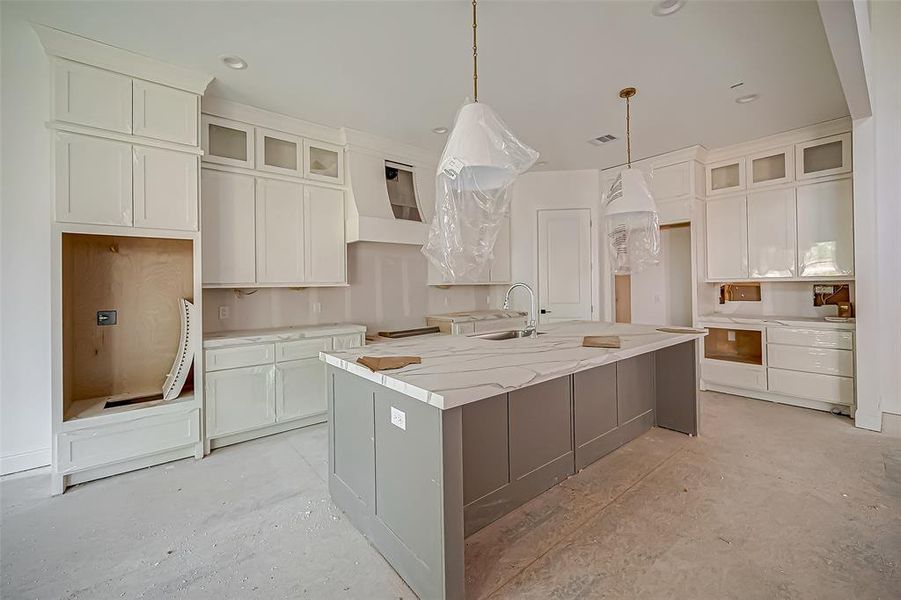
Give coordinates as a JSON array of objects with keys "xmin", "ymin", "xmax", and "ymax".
[
  {"xmin": 657, "ymin": 327, "xmax": 707, "ymax": 334},
  {"xmin": 582, "ymin": 336, "xmax": 621, "ymax": 348},
  {"xmin": 357, "ymin": 356, "xmax": 421, "ymax": 371}
]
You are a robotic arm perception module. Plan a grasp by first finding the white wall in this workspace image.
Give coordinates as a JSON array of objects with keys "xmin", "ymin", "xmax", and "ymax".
[
  {"xmin": 508, "ymin": 170, "xmax": 602, "ymax": 319},
  {"xmin": 631, "ymin": 225, "xmax": 692, "ymax": 326},
  {"xmin": 203, "ymin": 243, "xmax": 496, "ymax": 334},
  {"xmin": 0, "ymin": 5, "xmax": 54, "ymax": 474}
]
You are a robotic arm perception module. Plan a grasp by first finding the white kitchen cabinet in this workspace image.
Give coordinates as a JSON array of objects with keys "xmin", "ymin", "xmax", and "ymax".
[
  {"xmin": 205, "ymin": 365, "xmax": 276, "ymax": 438},
  {"xmin": 796, "ymin": 178, "xmax": 854, "ymax": 277},
  {"xmin": 255, "ymin": 178, "xmax": 305, "ymax": 284},
  {"xmin": 53, "ymin": 59, "xmax": 132, "ymax": 133},
  {"xmin": 304, "ymin": 139, "xmax": 345, "ymax": 185},
  {"xmin": 275, "ymin": 338, "xmax": 332, "ymax": 362},
  {"xmin": 201, "ymin": 169, "xmax": 257, "ymax": 285},
  {"xmin": 255, "ymin": 128, "xmax": 303, "ymax": 176},
  {"xmin": 650, "ymin": 161, "xmax": 691, "ymax": 200},
  {"xmin": 333, "ymin": 333, "xmax": 365, "ymax": 350},
  {"xmin": 304, "ymin": 186, "xmax": 346, "ymax": 283},
  {"xmin": 767, "ymin": 344, "xmax": 854, "ymax": 377},
  {"xmin": 796, "ymin": 134, "xmax": 851, "ymax": 180},
  {"xmin": 133, "ymin": 146, "xmax": 198, "ymax": 231},
  {"xmin": 276, "ymin": 358, "xmax": 327, "ymax": 421},
  {"xmin": 748, "ymin": 146, "xmax": 794, "ymax": 188},
  {"xmin": 202, "ymin": 115, "xmax": 255, "ymax": 168},
  {"xmin": 746, "ymin": 188, "xmax": 796, "ymax": 278},
  {"xmin": 490, "ymin": 216, "xmax": 512, "ymax": 283},
  {"xmin": 55, "ymin": 132, "xmax": 133, "ymax": 226},
  {"xmin": 706, "ymin": 158, "xmax": 745, "ymax": 196},
  {"xmin": 705, "ymin": 196, "xmax": 748, "ymax": 280},
  {"xmin": 768, "ymin": 368, "xmax": 853, "ymax": 406},
  {"xmin": 133, "ymin": 80, "xmax": 198, "ymax": 146}
]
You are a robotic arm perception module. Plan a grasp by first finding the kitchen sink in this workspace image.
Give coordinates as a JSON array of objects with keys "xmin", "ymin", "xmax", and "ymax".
[{"xmin": 468, "ymin": 329, "xmax": 544, "ymax": 340}]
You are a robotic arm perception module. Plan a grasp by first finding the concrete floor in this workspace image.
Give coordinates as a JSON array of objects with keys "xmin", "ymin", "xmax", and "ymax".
[{"xmin": 2, "ymin": 392, "xmax": 900, "ymax": 599}]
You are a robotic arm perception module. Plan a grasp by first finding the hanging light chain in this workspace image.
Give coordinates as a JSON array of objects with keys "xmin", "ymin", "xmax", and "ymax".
[
  {"xmin": 472, "ymin": 0, "xmax": 478, "ymax": 102},
  {"xmin": 619, "ymin": 87, "xmax": 637, "ymax": 168}
]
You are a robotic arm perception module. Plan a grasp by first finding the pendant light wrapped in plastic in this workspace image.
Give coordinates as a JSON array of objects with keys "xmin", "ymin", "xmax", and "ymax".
[
  {"xmin": 603, "ymin": 168, "xmax": 661, "ymax": 275},
  {"xmin": 422, "ymin": 101, "xmax": 538, "ymax": 280}
]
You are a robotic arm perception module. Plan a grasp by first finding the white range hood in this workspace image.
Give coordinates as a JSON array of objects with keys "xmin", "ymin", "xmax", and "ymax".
[{"xmin": 343, "ymin": 130, "xmax": 437, "ymax": 245}]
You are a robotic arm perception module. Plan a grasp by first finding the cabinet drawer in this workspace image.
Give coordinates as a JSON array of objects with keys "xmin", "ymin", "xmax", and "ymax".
[
  {"xmin": 332, "ymin": 333, "xmax": 363, "ymax": 351},
  {"xmin": 766, "ymin": 327, "xmax": 853, "ymax": 350},
  {"xmin": 701, "ymin": 360, "xmax": 767, "ymax": 391},
  {"xmin": 205, "ymin": 343, "xmax": 274, "ymax": 371},
  {"xmin": 276, "ymin": 337, "xmax": 332, "ymax": 362},
  {"xmin": 57, "ymin": 408, "xmax": 199, "ymax": 473},
  {"xmin": 769, "ymin": 368, "xmax": 854, "ymax": 406},
  {"xmin": 767, "ymin": 344, "xmax": 853, "ymax": 377}
]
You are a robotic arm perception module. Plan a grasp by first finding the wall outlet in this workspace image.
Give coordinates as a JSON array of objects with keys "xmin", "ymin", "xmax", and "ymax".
[
  {"xmin": 727, "ymin": 330, "xmax": 736, "ymax": 342},
  {"xmin": 97, "ymin": 310, "xmax": 117, "ymax": 326},
  {"xmin": 313, "ymin": 302, "xmax": 322, "ymax": 314},
  {"xmin": 218, "ymin": 306, "xmax": 230, "ymax": 320},
  {"xmin": 390, "ymin": 406, "xmax": 406, "ymax": 430}
]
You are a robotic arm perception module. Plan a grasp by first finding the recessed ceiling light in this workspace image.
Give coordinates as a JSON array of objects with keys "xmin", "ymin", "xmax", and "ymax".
[
  {"xmin": 432, "ymin": 127, "xmax": 448, "ymax": 134},
  {"xmin": 652, "ymin": 0, "xmax": 685, "ymax": 17},
  {"xmin": 735, "ymin": 93, "xmax": 760, "ymax": 104},
  {"xmin": 221, "ymin": 55, "xmax": 247, "ymax": 70}
]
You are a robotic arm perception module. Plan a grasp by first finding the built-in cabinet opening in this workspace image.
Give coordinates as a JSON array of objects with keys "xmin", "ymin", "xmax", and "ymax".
[
  {"xmin": 703, "ymin": 328, "xmax": 763, "ymax": 365},
  {"xmin": 62, "ymin": 233, "xmax": 195, "ymax": 421}
]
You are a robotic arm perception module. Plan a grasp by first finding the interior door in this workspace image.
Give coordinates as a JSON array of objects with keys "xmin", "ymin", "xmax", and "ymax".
[{"xmin": 537, "ymin": 208, "xmax": 592, "ymax": 323}]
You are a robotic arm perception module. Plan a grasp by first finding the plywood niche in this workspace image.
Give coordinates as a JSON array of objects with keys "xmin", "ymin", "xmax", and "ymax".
[{"xmin": 62, "ymin": 234, "xmax": 194, "ymax": 420}]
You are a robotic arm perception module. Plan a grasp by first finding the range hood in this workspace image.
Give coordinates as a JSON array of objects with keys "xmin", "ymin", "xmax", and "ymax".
[{"xmin": 343, "ymin": 131, "xmax": 437, "ymax": 245}]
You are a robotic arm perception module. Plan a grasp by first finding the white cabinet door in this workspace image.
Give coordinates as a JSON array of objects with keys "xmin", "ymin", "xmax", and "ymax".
[
  {"xmin": 201, "ymin": 169, "xmax": 256, "ymax": 285},
  {"xmin": 489, "ymin": 216, "xmax": 512, "ymax": 283},
  {"xmin": 304, "ymin": 185, "xmax": 346, "ymax": 283},
  {"xmin": 748, "ymin": 146, "xmax": 794, "ymax": 189},
  {"xmin": 205, "ymin": 365, "xmax": 276, "ymax": 438},
  {"xmin": 53, "ymin": 59, "xmax": 132, "ymax": 133},
  {"xmin": 133, "ymin": 80, "xmax": 198, "ymax": 145},
  {"xmin": 304, "ymin": 139, "xmax": 345, "ymax": 185},
  {"xmin": 796, "ymin": 178, "xmax": 854, "ymax": 277},
  {"xmin": 54, "ymin": 132, "xmax": 133, "ymax": 226},
  {"xmin": 202, "ymin": 115, "xmax": 254, "ymax": 168},
  {"xmin": 133, "ymin": 147, "xmax": 198, "ymax": 231},
  {"xmin": 706, "ymin": 158, "xmax": 746, "ymax": 196},
  {"xmin": 275, "ymin": 358, "xmax": 327, "ymax": 421},
  {"xmin": 747, "ymin": 188, "xmax": 796, "ymax": 278},
  {"xmin": 255, "ymin": 127, "xmax": 303, "ymax": 176},
  {"xmin": 650, "ymin": 161, "xmax": 691, "ymax": 200},
  {"xmin": 256, "ymin": 178, "xmax": 305, "ymax": 284},
  {"xmin": 796, "ymin": 134, "xmax": 852, "ymax": 180},
  {"xmin": 705, "ymin": 196, "xmax": 748, "ymax": 280},
  {"xmin": 332, "ymin": 333, "xmax": 364, "ymax": 351}
]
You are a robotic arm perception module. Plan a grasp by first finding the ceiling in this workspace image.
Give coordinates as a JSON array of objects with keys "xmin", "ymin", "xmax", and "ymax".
[{"xmin": 10, "ymin": 1, "xmax": 848, "ymax": 170}]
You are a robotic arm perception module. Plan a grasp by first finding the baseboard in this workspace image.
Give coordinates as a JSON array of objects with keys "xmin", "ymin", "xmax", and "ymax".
[
  {"xmin": 703, "ymin": 383, "xmax": 852, "ymax": 415},
  {"xmin": 1, "ymin": 447, "xmax": 52, "ymax": 476}
]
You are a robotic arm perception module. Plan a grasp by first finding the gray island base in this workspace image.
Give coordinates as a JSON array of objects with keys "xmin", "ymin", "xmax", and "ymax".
[{"xmin": 321, "ymin": 322, "xmax": 705, "ymax": 599}]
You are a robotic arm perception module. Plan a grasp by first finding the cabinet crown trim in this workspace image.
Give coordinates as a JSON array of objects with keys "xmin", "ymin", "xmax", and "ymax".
[{"xmin": 34, "ymin": 24, "xmax": 213, "ymax": 94}]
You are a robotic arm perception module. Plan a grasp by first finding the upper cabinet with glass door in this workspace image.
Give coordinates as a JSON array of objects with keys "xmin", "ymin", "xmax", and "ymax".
[
  {"xmin": 201, "ymin": 115, "xmax": 255, "ymax": 168},
  {"xmin": 304, "ymin": 140, "xmax": 345, "ymax": 185},
  {"xmin": 706, "ymin": 158, "xmax": 745, "ymax": 196},
  {"xmin": 255, "ymin": 128, "xmax": 303, "ymax": 176},
  {"xmin": 748, "ymin": 146, "xmax": 794, "ymax": 189},
  {"xmin": 795, "ymin": 133, "xmax": 851, "ymax": 180}
]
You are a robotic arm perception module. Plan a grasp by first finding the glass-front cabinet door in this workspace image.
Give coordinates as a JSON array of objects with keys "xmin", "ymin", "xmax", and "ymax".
[
  {"xmin": 304, "ymin": 139, "xmax": 345, "ymax": 185},
  {"xmin": 748, "ymin": 146, "xmax": 794, "ymax": 189},
  {"xmin": 706, "ymin": 158, "xmax": 745, "ymax": 196},
  {"xmin": 255, "ymin": 128, "xmax": 303, "ymax": 176},
  {"xmin": 795, "ymin": 133, "xmax": 851, "ymax": 180},
  {"xmin": 202, "ymin": 115, "xmax": 254, "ymax": 168}
]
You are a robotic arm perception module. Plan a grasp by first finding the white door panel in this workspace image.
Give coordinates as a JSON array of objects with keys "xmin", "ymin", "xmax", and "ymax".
[
  {"xmin": 201, "ymin": 169, "xmax": 256, "ymax": 285},
  {"xmin": 537, "ymin": 209, "xmax": 592, "ymax": 323}
]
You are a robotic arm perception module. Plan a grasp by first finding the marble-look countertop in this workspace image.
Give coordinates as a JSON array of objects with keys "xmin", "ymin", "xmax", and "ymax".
[
  {"xmin": 425, "ymin": 310, "xmax": 528, "ymax": 323},
  {"xmin": 204, "ymin": 323, "xmax": 367, "ymax": 348},
  {"xmin": 698, "ymin": 313, "xmax": 855, "ymax": 331},
  {"xmin": 320, "ymin": 321, "xmax": 706, "ymax": 410}
]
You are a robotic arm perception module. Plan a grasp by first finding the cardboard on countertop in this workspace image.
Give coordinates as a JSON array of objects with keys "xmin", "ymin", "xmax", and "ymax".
[
  {"xmin": 357, "ymin": 356, "xmax": 422, "ymax": 371},
  {"xmin": 582, "ymin": 336, "xmax": 621, "ymax": 348}
]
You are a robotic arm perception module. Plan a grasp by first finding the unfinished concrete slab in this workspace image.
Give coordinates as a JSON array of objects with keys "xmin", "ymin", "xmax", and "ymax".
[{"xmin": 3, "ymin": 392, "xmax": 899, "ymax": 599}]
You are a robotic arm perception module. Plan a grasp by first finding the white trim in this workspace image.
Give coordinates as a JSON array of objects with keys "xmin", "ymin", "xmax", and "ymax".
[
  {"xmin": 1, "ymin": 448, "xmax": 52, "ymax": 475},
  {"xmin": 703, "ymin": 383, "xmax": 852, "ymax": 415},
  {"xmin": 201, "ymin": 159, "xmax": 348, "ymax": 191},
  {"xmin": 343, "ymin": 127, "xmax": 439, "ymax": 166},
  {"xmin": 32, "ymin": 23, "xmax": 213, "ymax": 94},
  {"xmin": 48, "ymin": 121, "xmax": 204, "ymax": 155}
]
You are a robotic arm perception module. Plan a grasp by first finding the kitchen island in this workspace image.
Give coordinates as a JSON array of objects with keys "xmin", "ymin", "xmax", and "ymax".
[{"xmin": 320, "ymin": 321, "xmax": 705, "ymax": 599}]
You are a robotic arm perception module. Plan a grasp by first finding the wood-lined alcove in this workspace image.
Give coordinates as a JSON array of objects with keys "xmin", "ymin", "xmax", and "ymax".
[{"xmin": 62, "ymin": 233, "xmax": 194, "ymax": 420}]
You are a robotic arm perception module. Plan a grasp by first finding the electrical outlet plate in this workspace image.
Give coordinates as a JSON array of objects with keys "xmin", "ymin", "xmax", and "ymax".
[
  {"xmin": 97, "ymin": 310, "xmax": 117, "ymax": 326},
  {"xmin": 218, "ymin": 306, "xmax": 230, "ymax": 319},
  {"xmin": 390, "ymin": 406, "xmax": 406, "ymax": 430}
]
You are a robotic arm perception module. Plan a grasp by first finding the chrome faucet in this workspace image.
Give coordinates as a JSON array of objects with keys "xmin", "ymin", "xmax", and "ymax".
[{"xmin": 502, "ymin": 282, "xmax": 538, "ymax": 338}]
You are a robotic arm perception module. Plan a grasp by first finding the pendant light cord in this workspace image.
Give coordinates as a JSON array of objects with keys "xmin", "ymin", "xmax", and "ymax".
[
  {"xmin": 626, "ymin": 94, "xmax": 631, "ymax": 167},
  {"xmin": 472, "ymin": 0, "xmax": 478, "ymax": 102}
]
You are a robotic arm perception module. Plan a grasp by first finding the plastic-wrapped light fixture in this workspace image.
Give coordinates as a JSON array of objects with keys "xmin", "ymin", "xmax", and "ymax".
[
  {"xmin": 421, "ymin": 0, "xmax": 539, "ymax": 281},
  {"xmin": 603, "ymin": 87, "xmax": 660, "ymax": 275}
]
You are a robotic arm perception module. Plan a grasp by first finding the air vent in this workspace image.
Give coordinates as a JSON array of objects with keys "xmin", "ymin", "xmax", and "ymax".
[{"xmin": 588, "ymin": 134, "xmax": 618, "ymax": 146}]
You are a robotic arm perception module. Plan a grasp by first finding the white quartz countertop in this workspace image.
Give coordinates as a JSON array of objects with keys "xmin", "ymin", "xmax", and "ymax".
[
  {"xmin": 425, "ymin": 310, "xmax": 528, "ymax": 323},
  {"xmin": 204, "ymin": 323, "xmax": 367, "ymax": 348},
  {"xmin": 320, "ymin": 321, "xmax": 705, "ymax": 410},
  {"xmin": 698, "ymin": 313, "xmax": 855, "ymax": 331}
]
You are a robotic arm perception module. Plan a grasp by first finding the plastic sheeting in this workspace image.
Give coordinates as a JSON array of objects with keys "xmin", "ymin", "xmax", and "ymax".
[
  {"xmin": 603, "ymin": 168, "xmax": 661, "ymax": 275},
  {"xmin": 422, "ymin": 101, "xmax": 538, "ymax": 280}
]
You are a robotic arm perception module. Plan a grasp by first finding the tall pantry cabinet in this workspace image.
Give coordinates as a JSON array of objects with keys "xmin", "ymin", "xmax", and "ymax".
[{"xmin": 37, "ymin": 24, "xmax": 214, "ymax": 494}]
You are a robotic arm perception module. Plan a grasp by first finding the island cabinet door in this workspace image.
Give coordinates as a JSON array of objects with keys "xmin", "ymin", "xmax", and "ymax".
[
  {"xmin": 508, "ymin": 377, "xmax": 574, "ymax": 488},
  {"xmin": 573, "ymin": 363, "xmax": 619, "ymax": 470},
  {"xmin": 616, "ymin": 354, "xmax": 656, "ymax": 426}
]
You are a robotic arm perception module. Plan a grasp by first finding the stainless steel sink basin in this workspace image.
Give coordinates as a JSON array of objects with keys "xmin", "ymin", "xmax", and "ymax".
[{"xmin": 468, "ymin": 329, "xmax": 543, "ymax": 340}]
